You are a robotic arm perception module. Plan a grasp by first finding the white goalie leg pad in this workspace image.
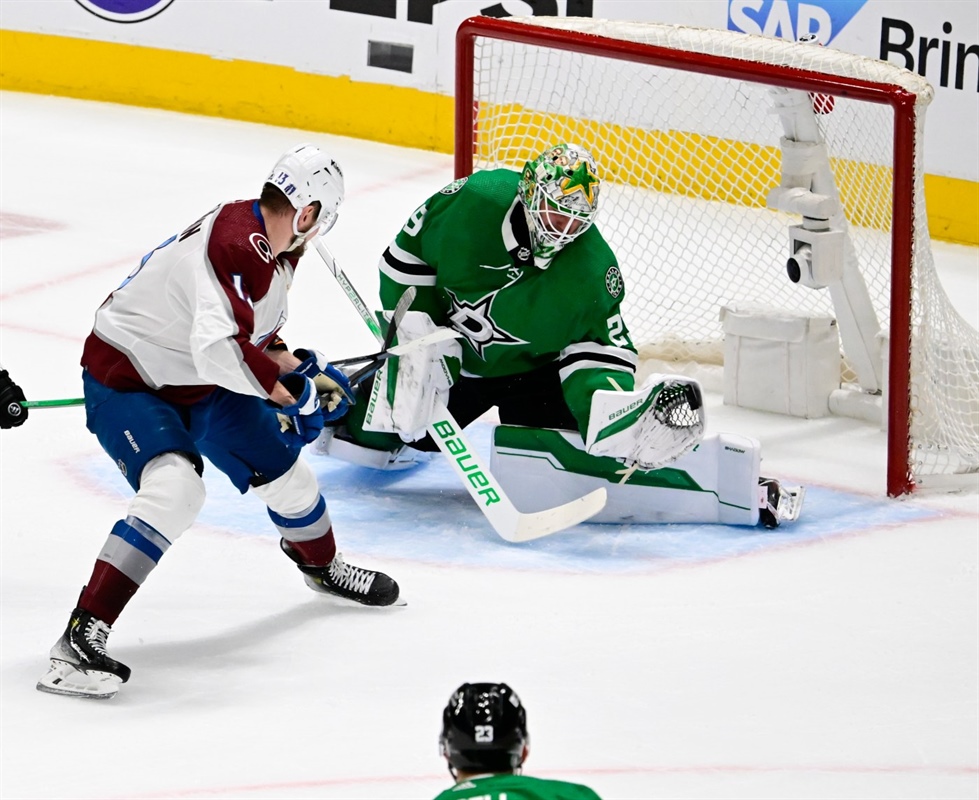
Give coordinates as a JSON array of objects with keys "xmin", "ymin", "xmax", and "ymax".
[
  {"xmin": 363, "ymin": 311, "xmax": 461, "ymax": 442},
  {"xmin": 492, "ymin": 426, "xmax": 762, "ymax": 525},
  {"xmin": 127, "ymin": 452, "xmax": 206, "ymax": 542},
  {"xmin": 250, "ymin": 458, "xmax": 331, "ymax": 541},
  {"xmin": 585, "ymin": 374, "xmax": 706, "ymax": 470},
  {"xmin": 313, "ymin": 426, "xmax": 430, "ymax": 471}
]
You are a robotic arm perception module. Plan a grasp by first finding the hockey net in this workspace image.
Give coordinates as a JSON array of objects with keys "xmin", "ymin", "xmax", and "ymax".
[{"xmin": 455, "ymin": 15, "xmax": 979, "ymax": 496}]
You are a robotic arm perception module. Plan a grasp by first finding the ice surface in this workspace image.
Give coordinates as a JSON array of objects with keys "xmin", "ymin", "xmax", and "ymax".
[{"xmin": 1, "ymin": 92, "xmax": 976, "ymax": 800}]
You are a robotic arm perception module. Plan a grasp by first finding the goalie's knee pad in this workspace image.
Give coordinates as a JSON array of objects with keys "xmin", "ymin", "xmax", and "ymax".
[
  {"xmin": 250, "ymin": 459, "xmax": 332, "ymax": 542},
  {"xmin": 127, "ymin": 451, "xmax": 206, "ymax": 542},
  {"xmin": 313, "ymin": 426, "xmax": 430, "ymax": 471}
]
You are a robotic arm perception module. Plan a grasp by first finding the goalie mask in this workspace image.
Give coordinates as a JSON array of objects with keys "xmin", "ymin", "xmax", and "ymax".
[
  {"xmin": 267, "ymin": 143, "xmax": 345, "ymax": 248},
  {"xmin": 439, "ymin": 682, "xmax": 528, "ymax": 778},
  {"xmin": 518, "ymin": 143, "xmax": 600, "ymax": 267}
]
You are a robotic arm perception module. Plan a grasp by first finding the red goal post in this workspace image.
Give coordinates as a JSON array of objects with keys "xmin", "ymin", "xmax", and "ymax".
[{"xmin": 455, "ymin": 15, "xmax": 979, "ymax": 497}]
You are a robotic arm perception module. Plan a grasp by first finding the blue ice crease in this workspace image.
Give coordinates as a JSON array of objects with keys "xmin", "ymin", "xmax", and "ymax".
[{"xmin": 85, "ymin": 422, "xmax": 939, "ymax": 574}]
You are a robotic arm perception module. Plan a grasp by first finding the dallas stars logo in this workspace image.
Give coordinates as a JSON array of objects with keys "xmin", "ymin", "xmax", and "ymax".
[
  {"xmin": 447, "ymin": 289, "xmax": 526, "ymax": 359},
  {"xmin": 560, "ymin": 159, "xmax": 599, "ymax": 206}
]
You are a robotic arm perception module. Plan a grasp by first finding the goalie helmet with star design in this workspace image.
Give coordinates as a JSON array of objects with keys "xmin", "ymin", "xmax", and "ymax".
[
  {"xmin": 439, "ymin": 682, "xmax": 529, "ymax": 777},
  {"xmin": 518, "ymin": 143, "xmax": 601, "ymax": 262}
]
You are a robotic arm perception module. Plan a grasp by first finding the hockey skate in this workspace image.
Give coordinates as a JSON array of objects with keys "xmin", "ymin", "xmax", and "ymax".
[
  {"xmin": 280, "ymin": 540, "xmax": 403, "ymax": 606},
  {"xmin": 36, "ymin": 607, "xmax": 131, "ymax": 699},
  {"xmin": 758, "ymin": 477, "xmax": 806, "ymax": 528}
]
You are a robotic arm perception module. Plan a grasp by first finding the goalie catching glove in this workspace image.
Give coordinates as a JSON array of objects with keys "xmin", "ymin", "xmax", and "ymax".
[
  {"xmin": 293, "ymin": 348, "xmax": 353, "ymax": 421},
  {"xmin": 585, "ymin": 374, "xmax": 706, "ymax": 470},
  {"xmin": 363, "ymin": 311, "xmax": 462, "ymax": 442}
]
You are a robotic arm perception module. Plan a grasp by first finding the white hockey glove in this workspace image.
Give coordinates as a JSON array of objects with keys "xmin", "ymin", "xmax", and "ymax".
[
  {"xmin": 363, "ymin": 311, "xmax": 462, "ymax": 442},
  {"xmin": 585, "ymin": 374, "xmax": 706, "ymax": 471}
]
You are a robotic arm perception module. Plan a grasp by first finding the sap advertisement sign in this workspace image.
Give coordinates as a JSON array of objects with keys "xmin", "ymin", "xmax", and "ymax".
[
  {"xmin": 727, "ymin": 0, "xmax": 866, "ymax": 44},
  {"xmin": 726, "ymin": 0, "xmax": 977, "ymax": 180}
]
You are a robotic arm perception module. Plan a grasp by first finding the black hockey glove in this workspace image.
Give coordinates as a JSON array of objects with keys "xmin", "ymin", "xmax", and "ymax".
[{"xmin": 0, "ymin": 369, "xmax": 28, "ymax": 429}]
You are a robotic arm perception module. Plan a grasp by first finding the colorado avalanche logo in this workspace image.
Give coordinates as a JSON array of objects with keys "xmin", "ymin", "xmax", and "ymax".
[
  {"xmin": 74, "ymin": 0, "xmax": 174, "ymax": 23},
  {"xmin": 249, "ymin": 233, "xmax": 274, "ymax": 264},
  {"xmin": 605, "ymin": 266, "xmax": 623, "ymax": 298}
]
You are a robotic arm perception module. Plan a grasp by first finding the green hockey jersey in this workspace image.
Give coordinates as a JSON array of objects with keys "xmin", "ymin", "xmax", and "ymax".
[
  {"xmin": 432, "ymin": 772, "xmax": 603, "ymax": 800},
  {"xmin": 379, "ymin": 169, "xmax": 637, "ymax": 434}
]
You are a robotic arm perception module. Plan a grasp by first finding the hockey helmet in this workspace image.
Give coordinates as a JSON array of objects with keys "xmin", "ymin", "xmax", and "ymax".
[
  {"xmin": 266, "ymin": 143, "xmax": 345, "ymax": 241},
  {"xmin": 439, "ymin": 682, "xmax": 528, "ymax": 777},
  {"xmin": 518, "ymin": 143, "xmax": 600, "ymax": 257}
]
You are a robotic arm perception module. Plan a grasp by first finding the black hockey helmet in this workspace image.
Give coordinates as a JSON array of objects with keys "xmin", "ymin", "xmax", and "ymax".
[{"xmin": 439, "ymin": 682, "xmax": 528, "ymax": 776}]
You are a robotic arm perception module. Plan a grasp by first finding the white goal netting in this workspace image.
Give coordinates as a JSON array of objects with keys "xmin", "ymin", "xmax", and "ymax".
[{"xmin": 461, "ymin": 16, "xmax": 978, "ymax": 492}]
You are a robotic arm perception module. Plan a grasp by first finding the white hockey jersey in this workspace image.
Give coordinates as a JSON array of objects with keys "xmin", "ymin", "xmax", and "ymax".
[{"xmin": 82, "ymin": 200, "xmax": 297, "ymax": 405}]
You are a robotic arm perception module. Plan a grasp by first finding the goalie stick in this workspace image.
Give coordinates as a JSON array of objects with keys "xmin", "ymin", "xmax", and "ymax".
[
  {"xmin": 342, "ymin": 327, "xmax": 463, "ymax": 388},
  {"xmin": 312, "ymin": 239, "xmax": 607, "ymax": 543}
]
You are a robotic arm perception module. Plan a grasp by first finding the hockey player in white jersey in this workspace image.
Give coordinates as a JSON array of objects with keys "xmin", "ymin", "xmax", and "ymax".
[{"xmin": 38, "ymin": 144, "xmax": 401, "ymax": 700}]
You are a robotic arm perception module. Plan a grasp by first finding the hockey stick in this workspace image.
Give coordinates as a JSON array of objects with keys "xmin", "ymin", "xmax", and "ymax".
[
  {"xmin": 341, "ymin": 328, "xmax": 464, "ymax": 387},
  {"xmin": 312, "ymin": 239, "xmax": 606, "ymax": 542},
  {"xmin": 21, "ymin": 398, "xmax": 84, "ymax": 409},
  {"xmin": 312, "ymin": 239, "xmax": 383, "ymax": 340},
  {"xmin": 14, "ymin": 330, "xmax": 458, "ymax": 411}
]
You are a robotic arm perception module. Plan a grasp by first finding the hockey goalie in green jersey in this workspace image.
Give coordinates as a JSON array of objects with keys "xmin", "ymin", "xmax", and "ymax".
[{"xmin": 322, "ymin": 144, "xmax": 804, "ymax": 527}]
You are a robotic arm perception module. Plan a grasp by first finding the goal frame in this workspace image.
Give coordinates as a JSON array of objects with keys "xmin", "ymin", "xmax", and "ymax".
[{"xmin": 455, "ymin": 15, "xmax": 920, "ymax": 497}]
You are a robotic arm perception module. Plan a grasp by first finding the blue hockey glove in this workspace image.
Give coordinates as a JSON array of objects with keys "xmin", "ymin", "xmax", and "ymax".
[
  {"xmin": 293, "ymin": 348, "xmax": 353, "ymax": 422},
  {"xmin": 277, "ymin": 372, "xmax": 325, "ymax": 444}
]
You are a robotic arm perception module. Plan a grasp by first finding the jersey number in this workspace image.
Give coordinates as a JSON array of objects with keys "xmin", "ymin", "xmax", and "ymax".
[
  {"xmin": 607, "ymin": 313, "xmax": 629, "ymax": 347},
  {"xmin": 121, "ymin": 210, "xmax": 211, "ymax": 289},
  {"xmin": 118, "ymin": 234, "xmax": 177, "ymax": 289},
  {"xmin": 402, "ymin": 203, "xmax": 427, "ymax": 236}
]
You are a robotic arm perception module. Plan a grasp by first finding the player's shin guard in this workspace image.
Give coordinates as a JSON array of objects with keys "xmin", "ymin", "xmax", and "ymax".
[
  {"xmin": 254, "ymin": 459, "xmax": 402, "ymax": 605},
  {"xmin": 80, "ymin": 516, "xmax": 174, "ymax": 623},
  {"xmin": 491, "ymin": 425, "xmax": 788, "ymax": 526},
  {"xmin": 252, "ymin": 459, "xmax": 335, "ymax": 561}
]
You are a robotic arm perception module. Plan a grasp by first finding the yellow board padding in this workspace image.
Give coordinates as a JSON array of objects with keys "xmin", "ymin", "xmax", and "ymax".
[
  {"xmin": 925, "ymin": 174, "xmax": 979, "ymax": 245},
  {"xmin": 1, "ymin": 29, "xmax": 975, "ymax": 245},
  {"xmin": 0, "ymin": 29, "xmax": 454, "ymax": 152}
]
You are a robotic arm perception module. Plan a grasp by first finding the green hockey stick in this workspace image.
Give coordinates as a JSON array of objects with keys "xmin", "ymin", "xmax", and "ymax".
[{"xmin": 21, "ymin": 398, "xmax": 84, "ymax": 409}]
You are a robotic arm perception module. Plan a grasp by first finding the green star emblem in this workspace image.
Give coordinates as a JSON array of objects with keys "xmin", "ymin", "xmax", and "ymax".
[{"xmin": 560, "ymin": 160, "xmax": 599, "ymax": 206}]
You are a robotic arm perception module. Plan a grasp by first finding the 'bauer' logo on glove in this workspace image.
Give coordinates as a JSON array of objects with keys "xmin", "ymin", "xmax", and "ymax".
[{"xmin": 585, "ymin": 375, "xmax": 705, "ymax": 471}]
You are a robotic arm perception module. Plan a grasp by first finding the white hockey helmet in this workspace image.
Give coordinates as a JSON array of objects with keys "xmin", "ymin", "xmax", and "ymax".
[{"xmin": 266, "ymin": 143, "xmax": 345, "ymax": 241}]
